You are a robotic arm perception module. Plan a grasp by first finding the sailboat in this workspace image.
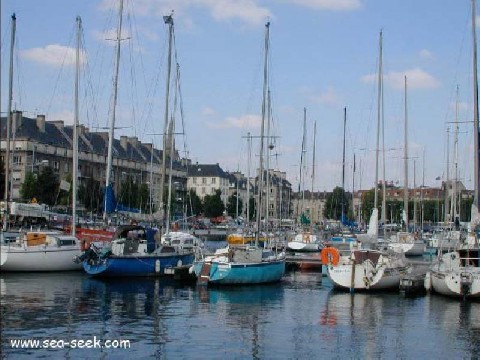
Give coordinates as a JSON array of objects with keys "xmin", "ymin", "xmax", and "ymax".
[
  {"xmin": 192, "ymin": 22, "xmax": 286, "ymax": 285},
  {"xmin": 325, "ymin": 31, "xmax": 411, "ymax": 291},
  {"xmin": 1, "ymin": 16, "xmax": 83, "ymax": 272},
  {"xmin": 287, "ymin": 111, "xmax": 321, "ymax": 252},
  {"xmin": 80, "ymin": 11, "xmax": 195, "ymax": 276},
  {"xmin": 427, "ymin": 0, "xmax": 480, "ymax": 298}
]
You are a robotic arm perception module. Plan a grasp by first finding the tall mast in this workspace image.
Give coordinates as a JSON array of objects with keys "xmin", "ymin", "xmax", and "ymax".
[
  {"xmin": 3, "ymin": 13, "xmax": 15, "ymax": 231},
  {"xmin": 103, "ymin": 0, "xmax": 124, "ymax": 223},
  {"xmin": 159, "ymin": 13, "xmax": 174, "ymax": 228},
  {"xmin": 247, "ymin": 132, "xmax": 251, "ymax": 223},
  {"xmin": 342, "ymin": 107, "xmax": 346, "ymax": 223},
  {"xmin": 72, "ymin": 16, "xmax": 81, "ymax": 236},
  {"xmin": 444, "ymin": 127, "xmax": 450, "ymax": 223},
  {"xmin": 403, "ymin": 76, "xmax": 409, "ymax": 231},
  {"xmin": 452, "ymin": 85, "xmax": 459, "ymax": 224},
  {"xmin": 311, "ymin": 120, "xmax": 317, "ymax": 231},
  {"xmin": 255, "ymin": 21, "xmax": 270, "ymax": 247},
  {"xmin": 374, "ymin": 30, "xmax": 383, "ymax": 211},
  {"xmin": 472, "ymin": 0, "xmax": 479, "ymax": 209},
  {"xmin": 265, "ymin": 89, "xmax": 271, "ymax": 225}
]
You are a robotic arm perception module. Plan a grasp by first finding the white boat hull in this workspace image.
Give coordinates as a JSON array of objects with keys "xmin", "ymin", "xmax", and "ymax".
[
  {"xmin": 1, "ymin": 245, "xmax": 82, "ymax": 271},
  {"xmin": 326, "ymin": 263, "xmax": 408, "ymax": 290}
]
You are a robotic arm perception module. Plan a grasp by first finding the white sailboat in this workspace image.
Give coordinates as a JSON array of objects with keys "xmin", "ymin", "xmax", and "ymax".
[
  {"xmin": 287, "ymin": 110, "xmax": 321, "ymax": 252},
  {"xmin": 427, "ymin": 0, "xmax": 480, "ymax": 298},
  {"xmin": 192, "ymin": 22, "xmax": 286, "ymax": 285},
  {"xmin": 1, "ymin": 16, "xmax": 83, "ymax": 272},
  {"xmin": 325, "ymin": 31, "xmax": 411, "ymax": 291}
]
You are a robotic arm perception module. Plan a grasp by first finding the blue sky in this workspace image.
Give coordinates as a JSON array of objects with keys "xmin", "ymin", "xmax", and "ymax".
[{"xmin": 1, "ymin": 0, "xmax": 477, "ymax": 193}]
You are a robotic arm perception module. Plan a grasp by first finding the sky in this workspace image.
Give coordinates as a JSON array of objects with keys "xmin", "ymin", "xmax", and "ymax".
[{"xmin": 0, "ymin": 0, "xmax": 478, "ymax": 193}]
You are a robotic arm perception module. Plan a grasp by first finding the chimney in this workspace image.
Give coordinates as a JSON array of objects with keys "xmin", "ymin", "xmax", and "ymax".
[
  {"xmin": 120, "ymin": 136, "xmax": 128, "ymax": 150},
  {"xmin": 52, "ymin": 120, "xmax": 64, "ymax": 131},
  {"xmin": 13, "ymin": 110, "xmax": 23, "ymax": 130},
  {"xmin": 128, "ymin": 136, "xmax": 139, "ymax": 147},
  {"xmin": 36, "ymin": 114, "xmax": 46, "ymax": 132}
]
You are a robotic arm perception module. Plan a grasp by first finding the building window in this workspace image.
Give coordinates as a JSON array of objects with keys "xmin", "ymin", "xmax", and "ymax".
[
  {"xmin": 202, "ymin": 177, "xmax": 206, "ymax": 184},
  {"xmin": 193, "ymin": 178, "xmax": 197, "ymax": 184},
  {"xmin": 64, "ymin": 163, "xmax": 69, "ymax": 173},
  {"xmin": 202, "ymin": 187, "xmax": 206, "ymax": 194},
  {"xmin": 13, "ymin": 155, "xmax": 22, "ymax": 165},
  {"xmin": 53, "ymin": 161, "xmax": 60, "ymax": 171},
  {"xmin": 211, "ymin": 178, "xmax": 216, "ymax": 184}
]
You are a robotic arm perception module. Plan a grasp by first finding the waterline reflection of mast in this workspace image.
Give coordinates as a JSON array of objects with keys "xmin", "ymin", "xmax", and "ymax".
[
  {"xmin": 103, "ymin": 0, "xmax": 124, "ymax": 224},
  {"xmin": 3, "ymin": 13, "xmax": 15, "ymax": 232}
]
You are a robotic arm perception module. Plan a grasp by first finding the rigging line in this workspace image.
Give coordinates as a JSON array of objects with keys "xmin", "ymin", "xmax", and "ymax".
[
  {"xmin": 125, "ymin": 10, "xmax": 140, "ymax": 140},
  {"xmin": 80, "ymin": 29, "xmax": 102, "ymax": 130},
  {"xmin": 44, "ymin": 23, "xmax": 76, "ymax": 118}
]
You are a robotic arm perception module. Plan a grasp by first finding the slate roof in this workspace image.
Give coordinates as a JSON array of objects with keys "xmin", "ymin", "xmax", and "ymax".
[
  {"xmin": 1, "ymin": 114, "xmax": 184, "ymax": 169},
  {"xmin": 187, "ymin": 163, "xmax": 228, "ymax": 178}
]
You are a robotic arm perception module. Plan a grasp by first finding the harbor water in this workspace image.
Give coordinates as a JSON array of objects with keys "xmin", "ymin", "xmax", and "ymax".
[{"xmin": 1, "ymin": 246, "xmax": 480, "ymax": 359}]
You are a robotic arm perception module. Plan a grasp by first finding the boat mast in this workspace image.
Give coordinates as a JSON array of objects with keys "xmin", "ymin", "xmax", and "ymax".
[
  {"xmin": 103, "ymin": 0, "xmax": 124, "ymax": 224},
  {"xmin": 159, "ymin": 14, "xmax": 174, "ymax": 229},
  {"xmin": 265, "ymin": 89, "xmax": 271, "ymax": 226},
  {"xmin": 374, "ymin": 30, "xmax": 383, "ymax": 211},
  {"xmin": 72, "ymin": 16, "xmax": 81, "ymax": 236},
  {"xmin": 403, "ymin": 76, "xmax": 409, "ymax": 231},
  {"xmin": 452, "ymin": 85, "xmax": 460, "ymax": 225},
  {"xmin": 247, "ymin": 132, "xmax": 251, "ymax": 224},
  {"xmin": 473, "ymin": 0, "xmax": 479, "ymax": 210},
  {"xmin": 342, "ymin": 107, "xmax": 346, "ymax": 224},
  {"xmin": 311, "ymin": 120, "xmax": 317, "ymax": 232},
  {"xmin": 255, "ymin": 21, "xmax": 270, "ymax": 247},
  {"xmin": 444, "ymin": 127, "xmax": 450, "ymax": 224},
  {"xmin": 3, "ymin": 13, "xmax": 15, "ymax": 232}
]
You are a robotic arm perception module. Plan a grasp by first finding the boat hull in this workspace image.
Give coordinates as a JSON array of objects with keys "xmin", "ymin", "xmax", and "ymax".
[
  {"xmin": 83, "ymin": 253, "xmax": 195, "ymax": 277},
  {"xmin": 430, "ymin": 269, "xmax": 480, "ymax": 298},
  {"xmin": 326, "ymin": 263, "xmax": 410, "ymax": 291},
  {"xmin": 193, "ymin": 259, "xmax": 285, "ymax": 285},
  {"xmin": 0, "ymin": 245, "xmax": 82, "ymax": 271},
  {"xmin": 287, "ymin": 241, "xmax": 321, "ymax": 252}
]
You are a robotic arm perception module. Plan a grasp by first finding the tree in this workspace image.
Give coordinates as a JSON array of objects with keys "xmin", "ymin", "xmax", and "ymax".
[
  {"xmin": 226, "ymin": 192, "xmax": 243, "ymax": 217},
  {"xmin": 78, "ymin": 177, "xmax": 102, "ymax": 213},
  {"xmin": 37, "ymin": 166, "xmax": 59, "ymax": 205},
  {"xmin": 323, "ymin": 186, "xmax": 350, "ymax": 220},
  {"xmin": 138, "ymin": 183, "xmax": 150, "ymax": 212},
  {"xmin": 20, "ymin": 171, "xmax": 38, "ymax": 201},
  {"xmin": 203, "ymin": 189, "xmax": 225, "ymax": 218},
  {"xmin": 248, "ymin": 197, "xmax": 256, "ymax": 221},
  {"xmin": 0, "ymin": 156, "xmax": 5, "ymax": 198},
  {"xmin": 186, "ymin": 189, "xmax": 202, "ymax": 217}
]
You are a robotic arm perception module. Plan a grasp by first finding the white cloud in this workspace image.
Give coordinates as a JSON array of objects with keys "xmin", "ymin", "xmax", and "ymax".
[
  {"xmin": 419, "ymin": 49, "xmax": 433, "ymax": 60},
  {"xmin": 287, "ymin": 0, "xmax": 362, "ymax": 11},
  {"xmin": 99, "ymin": 0, "xmax": 272, "ymax": 26},
  {"xmin": 207, "ymin": 114, "xmax": 261, "ymax": 129},
  {"xmin": 20, "ymin": 44, "xmax": 86, "ymax": 67},
  {"xmin": 201, "ymin": 106, "xmax": 217, "ymax": 116},
  {"xmin": 361, "ymin": 68, "xmax": 440, "ymax": 90},
  {"xmin": 304, "ymin": 86, "xmax": 343, "ymax": 107}
]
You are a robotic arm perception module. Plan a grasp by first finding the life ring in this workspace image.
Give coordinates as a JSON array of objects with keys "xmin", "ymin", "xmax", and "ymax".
[{"xmin": 321, "ymin": 247, "xmax": 340, "ymax": 266}]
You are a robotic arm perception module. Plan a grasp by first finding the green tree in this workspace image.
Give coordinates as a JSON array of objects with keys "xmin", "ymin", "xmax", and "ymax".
[
  {"xmin": 78, "ymin": 178, "xmax": 102, "ymax": 213},
  {"xmin": 186, "ymin": 189, "xmax": 202, "ymax": 217},
  {"xmin": 323, "ymin": 186, "xmax": 350, "ymax": 220},
  {"xmin": 0, "ymin": 156, "xmax": 5, "ymax": 198},
  {"xmin": 138, "ymin": 183, "xmax": 150, "ymax": 212},
  {"xmin": 20, "ymin": 171, "xmax": 38, "ymax": 201},
  {"xmin": 37, "ymin": 166, "xmax": 59, "ymax": 205},
  {"xmin": 248, "ymin": 197, "xmax": 256, "ymax": 221},
  {"xmin": 226, "ymin": 192, "xmax": 243, "ymax": 217},
  {"xmin": 203, "ymin": 189, "xmax": 225, "ymax": 218}
]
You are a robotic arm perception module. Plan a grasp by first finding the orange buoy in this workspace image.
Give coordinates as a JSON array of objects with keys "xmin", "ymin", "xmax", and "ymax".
[{"xmin": 321, "ymin": 247, "xmax": 340, "ymax": 266}]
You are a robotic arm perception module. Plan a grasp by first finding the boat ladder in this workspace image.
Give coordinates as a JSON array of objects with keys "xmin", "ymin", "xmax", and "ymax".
[{"xmin": 197, "ymin": 263, "xmax": 212, "ymax": 285}]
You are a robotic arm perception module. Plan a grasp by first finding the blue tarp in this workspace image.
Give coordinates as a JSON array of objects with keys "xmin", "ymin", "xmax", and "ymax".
[{"xmin": 103, "ymin": 185, "xmax": 140, "ymax": 214}]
